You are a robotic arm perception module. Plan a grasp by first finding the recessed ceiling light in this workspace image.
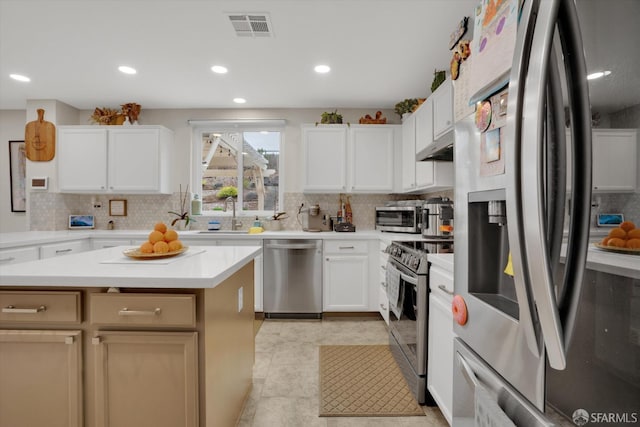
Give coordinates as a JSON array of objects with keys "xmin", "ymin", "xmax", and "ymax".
[
  {"xmin": 9, "ymin": 74, "xmax": 30, "ymax": 82},
  {"xmin": 314, "ymin": 65, "xmax": 331, "ymax": 74},
  {"xmin": 233, "ymin": 98, "xmax": 246, "ymax": 104},
  {"xmin": 587, "ymin": 70, "xmax": 611, "ymax": 80},
  {"xmin": 118, "ymin": 65, "xmax": 137, "ymax": 75},
  {"xmin": 211, "ymin": 65, "xmax": 228, "ymax": 74}
]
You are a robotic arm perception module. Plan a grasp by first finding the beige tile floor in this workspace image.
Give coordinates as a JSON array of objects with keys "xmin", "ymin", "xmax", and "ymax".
[{"xmin": 237, "ymin": 318, "xmax": 449, "ymax": 427}]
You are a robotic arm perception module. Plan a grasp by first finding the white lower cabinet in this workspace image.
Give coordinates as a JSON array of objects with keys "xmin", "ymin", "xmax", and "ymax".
[
  {"xmin": 0, "ymin": 245, "xmax": 40, "ymax": 265},
  {"xmin": 427, "ymin": 265, "xmax": 454, "ymax": 425},
  {"xmin": 91, "ymin": 239, "xmax": 132, "ymax": 250},
  {"xmin": 323, "ymin": 240, "xmax": 369, "ymax": 311},
  {"xmin": 378, "ymin": 240, "xmax": 390, "ymax": 324},
  {"xmin": 40, "ymin": 240, "xmax": 90, "ymax": 259}
]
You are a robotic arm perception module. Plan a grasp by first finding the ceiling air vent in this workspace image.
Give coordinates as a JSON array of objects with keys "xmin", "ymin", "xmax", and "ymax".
[{"xmin": 227, "ymin": 14, "xmax": 273, "ymax": 37}]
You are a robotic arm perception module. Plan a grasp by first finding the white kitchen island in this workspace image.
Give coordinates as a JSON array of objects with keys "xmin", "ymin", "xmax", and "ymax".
[{"xmin": 0, "ymin": 245, "xmax": 261, "ymax": 427}]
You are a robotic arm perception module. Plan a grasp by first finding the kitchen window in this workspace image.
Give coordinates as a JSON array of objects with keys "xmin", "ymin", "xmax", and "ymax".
[{"xmin": 190, "ymin": 120, "xmax": 284, "ymax": 216}]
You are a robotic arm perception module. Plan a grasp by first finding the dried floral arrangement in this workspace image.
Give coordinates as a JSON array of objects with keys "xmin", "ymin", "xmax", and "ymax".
[
  {"xmin": 90, "ymin": 102, "xmax": 142, "ymax": 125},
  {"xmin": 358, "ymin": 111, "xmax": 387, "ymax": 124}
]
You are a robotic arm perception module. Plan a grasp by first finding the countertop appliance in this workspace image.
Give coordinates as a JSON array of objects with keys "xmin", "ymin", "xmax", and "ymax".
[
  {"xmin": 421, "ymin": 197, "xmax": 454, "ymax": 239},
  {"xmin": 299, "ymin": 204, "xmax": 333, "ymax": 232},
  {"xmin": 263, "ymin": 239, "xmax": 322, "ymax": 318},
  {"xmin": 375, "ymin": 204, "xmax": 422, "ymax": 233},
  {"xmin": 385, "ymin": 239, "xmax": 453, "ymax": 405},
  {"xmin": 453, "ymin": 0, "xmax": 639, "ymax": 425}
]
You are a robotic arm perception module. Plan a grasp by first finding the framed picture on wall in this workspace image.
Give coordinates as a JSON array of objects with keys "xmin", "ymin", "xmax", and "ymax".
[{"xmin": 9, "ymin": 140, "xmax": 26, "ymax": 212}]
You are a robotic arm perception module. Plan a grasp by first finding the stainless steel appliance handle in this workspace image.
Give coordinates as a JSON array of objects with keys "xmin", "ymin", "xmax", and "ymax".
[
  {"xmin": 518, "ymin": 0, "xmax": 591, "ymax": 370},
  {"xmin": 554, "ymin": 0, "xmax": 591, "ymax": 356},
  {"xmin": 504, "ymin": 0, "xmax": 544, "ymax": 357},
  {"xmin": 456, "ymin": 352, "xmax": 479, "ymax": 389},
  {"xmin": 265, "ymin": 243, "xmax": 320, "ymax": 250},
  {"xmin": 387, "ymin": 261, "xmax": 418, "ymax": 286}
]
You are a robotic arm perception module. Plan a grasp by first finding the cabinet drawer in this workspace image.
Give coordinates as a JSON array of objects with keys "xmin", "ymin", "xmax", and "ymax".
[
  {"xmin": 324, "ymin": 240, "xmax": 368, "ymax": 254},
  {"xmin": 0, "ymin": 291, "xmax": 81, "ymax": 323},
  {"xmin": 0, "ymin": 246, "xmax": 39, "ymax": 265},
  {"xmin": 429, "ymin": 266, "xmax": 454, "ymax": 298},
  {"xmin": 90, "ymin": 293, "xmax": 196, "ymax": 328},
  {"xmin": 40, "ymin": 240, "xmax": 87, "ymax": 259}
]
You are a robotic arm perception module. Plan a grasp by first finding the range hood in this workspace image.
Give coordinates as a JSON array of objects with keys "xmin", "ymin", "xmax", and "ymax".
[{"xmin": 416, "ymin": 136, "xmax": 454, "ymax": 161}]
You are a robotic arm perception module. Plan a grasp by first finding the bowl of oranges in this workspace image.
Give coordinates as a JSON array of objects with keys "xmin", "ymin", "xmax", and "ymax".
[
  {"xmin": 123, "ymin": 222, "xmax": 188, "ymax": 259},
  {"xmin": 595, "ymin": 221, "xmax": 640, "ymax": 255}
]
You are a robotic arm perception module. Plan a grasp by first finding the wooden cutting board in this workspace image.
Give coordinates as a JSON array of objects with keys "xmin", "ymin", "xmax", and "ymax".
[{"xmin": 25, "ymin": 108, "xmax": 56, "ymax": 161}]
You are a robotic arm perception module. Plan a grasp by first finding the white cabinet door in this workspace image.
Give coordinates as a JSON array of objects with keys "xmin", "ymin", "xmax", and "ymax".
[
  {"xmin": 350, "ymin": 126, "xmax": 395, "ymax": 192},
  {"xmin": 302, "ymin": 125, "xmax": 347, "ymax": 192},
  {"xmin": 402, "ymin": 114, "xmax": 417, "ymax": 191},
  {"xmin": 108, "ymin": 128, "xmax": 163, "ymax": 193},
  {"xmin": 0, "ymin": 246, "xmax": 40, "ymax": 265},
  {"xmin": 415, "ymin": 98, "xmax": 434, "ymax": 155},
  {"xmin": 592, "ymin": 129, "xmax": 637, "ymax": 191},
  {"xmin": 58, "ymin": 128, "xmax": 108, "ymax": 192},
  {"xmin": 432, "ymin": 79, "xmax": 454, "ymax": 141},
  {"xmin": 40, "ymin": 240, "xmax": 89, "ymax": 259},
  {"xmin": 323, "ymin": 255, "xmax": 369, "ymax": 311},
  {"xmin": 427, "ymin": 266, "xmax": 454, "ymax": 425}
]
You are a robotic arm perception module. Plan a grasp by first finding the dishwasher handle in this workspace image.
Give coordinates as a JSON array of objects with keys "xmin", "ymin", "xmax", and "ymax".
[{"xmin": 265, "ymin": 242, "xmax": 320, "ymax": 250}]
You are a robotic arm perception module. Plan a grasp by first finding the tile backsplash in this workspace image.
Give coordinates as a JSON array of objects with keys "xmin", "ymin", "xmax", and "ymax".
[{"xmin": 29, "ymin": 190, "xmax": 454, "ymax": 231}]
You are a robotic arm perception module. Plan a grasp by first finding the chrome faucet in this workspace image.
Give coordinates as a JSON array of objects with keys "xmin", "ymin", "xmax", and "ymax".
[{"xmin": 223, "ymin": 197, "xmax": 243, "ymax": 230}]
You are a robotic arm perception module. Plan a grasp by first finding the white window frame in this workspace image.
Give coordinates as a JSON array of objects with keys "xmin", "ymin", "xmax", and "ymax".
[{"xmin": 189, "ymin": 119, "xmax": 286, "ymax": 218}]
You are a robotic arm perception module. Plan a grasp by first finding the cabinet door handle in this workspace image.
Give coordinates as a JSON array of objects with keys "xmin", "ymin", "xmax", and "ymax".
[
  {"xmin": 56, "ymin": 248, "xmax": 73, "ymax": 254},
  {"xmin": 438, "ymin": 285, "xmax": 455, "ymax": 296},
  {"xmin": 0, "ymin": 257, "xmax": 16, "ymax": 263},
  {"xmin": 380, "ymin": 303, "xmax": 387, "ymax": 310},
  {"xmin": 2, "ymin": 305, "xmax": 47, "ymax": 314},
  {"xmin": 381, "ymin": 265, "xmax": 387, "ymax": 270},
  {"xmin": 118, "ymin": 307, "xmax": 161, "ymax": 316}
]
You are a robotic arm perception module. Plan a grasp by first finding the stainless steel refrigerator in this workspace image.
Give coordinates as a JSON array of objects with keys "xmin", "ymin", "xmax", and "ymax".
[{"xmin": 451, "ymin": 0, "xmax": 640, "ymax": 425}]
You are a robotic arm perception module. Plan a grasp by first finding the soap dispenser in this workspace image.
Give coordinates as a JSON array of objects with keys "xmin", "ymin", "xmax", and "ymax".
[{"xmin": 191, "ymin": 194, "xmax": 202, "ymax": 216}]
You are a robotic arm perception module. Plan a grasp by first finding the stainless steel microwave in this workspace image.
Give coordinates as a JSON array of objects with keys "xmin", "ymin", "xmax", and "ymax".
[{"xmin": 375, "ymin": 206, "xmax": 422, "ymax": 233}]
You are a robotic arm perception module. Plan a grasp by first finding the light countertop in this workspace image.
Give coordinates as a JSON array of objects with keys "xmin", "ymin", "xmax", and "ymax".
[
  {"xmin": 427, "ymin": 253, "xmax": 454, "ymax": 273},
  {"xmin": 0, "ymin": 245, "xmax": 261, "ymax": 289}
]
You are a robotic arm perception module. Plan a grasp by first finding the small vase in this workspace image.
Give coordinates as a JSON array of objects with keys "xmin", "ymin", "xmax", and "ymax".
[{"xmin": 174, "ymin": 219, "xmax": 191, "ymax": 231}]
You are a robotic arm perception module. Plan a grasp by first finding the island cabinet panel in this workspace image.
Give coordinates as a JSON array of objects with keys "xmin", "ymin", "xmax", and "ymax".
[
  {"xmin": 0, "ymin": 330, "xmax": 83, "ymax": 427},
  {"xmin": 0, "ymin": 290, "xmax": 81, "ymax": 323},
  {"xmin": 90, "ymin": 293, "xmax": 196, "ymax": 328},
  {"xmin": 92, "ymin": 331, "xmax": 198, "ymax": 427}
]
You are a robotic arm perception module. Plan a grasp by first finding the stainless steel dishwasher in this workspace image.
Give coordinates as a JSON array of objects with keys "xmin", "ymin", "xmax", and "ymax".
[{"xmin": 263, "ymin": 239, "xmax": 322, "ymax": 318}]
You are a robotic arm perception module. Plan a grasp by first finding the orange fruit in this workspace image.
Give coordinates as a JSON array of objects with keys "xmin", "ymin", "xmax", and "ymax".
[
  {"xmin": 149, "ymin": 230, "xmax": 164, "ymax": 244},
  {"xmin": 620, "ymin": 221, "xmax": 636, "ymax": 233},
  {"xmin": 164, "ymin": 229, "xmax": 179, "ymax": 242},
  {"xmin": 626, "ymin": 239, "xmax": 640, "ymax": 249},
  {"xmin": 154, "ymin": 222, "xmax": 168, "ymax": 233},
  {"xmin": 168, "ymin": 240, "xmax": 183, "ymax": 252},
  {"xmin": 140, "ymin": 242, "xmax": 154, "ymax": 254},
  {"xmin": 608, "ymin": 228, "xmax": 627, "ymax": 239},
  {"xmin": 153, "ymin": 241, "xmax": 169, "ymax": 254},
  {"xmin": 600, "ymin": 237, "xmax": 611, "ymax": 246},
  {"xmin": 608, "ymin": 238, "xmax": 626, "ymax": 248},
  {"xmin": 628, "ymin": 229, "xmax": 640, "ymax": 239}
]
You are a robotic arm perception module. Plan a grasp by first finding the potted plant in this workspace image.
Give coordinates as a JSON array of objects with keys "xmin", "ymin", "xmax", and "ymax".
[
  {"xmin": 394, "ymin": 99, "xmax": 419, "ymax": 119},
  {"xmin": 319, "ymin": 110, "xmax": 343, "ymax": 124},
  {"xmin": 168, "ymin": 184, "xmax": 195, "ymax": 230}
]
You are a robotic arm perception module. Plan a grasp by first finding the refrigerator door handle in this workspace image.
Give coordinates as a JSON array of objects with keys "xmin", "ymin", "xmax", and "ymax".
[
  {"xmin": 518, "ymin": 0, "xmax": 592, "ymax": 370},
  {"xmin": 504, "ymin": 0, "xmax": 543, "ymax": 357},
  {"xmin": 555, "ymin": 0, "xmax": 592, "ymax": 354}
]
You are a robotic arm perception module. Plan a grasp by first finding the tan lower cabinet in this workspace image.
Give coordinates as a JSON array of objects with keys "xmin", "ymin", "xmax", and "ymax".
[
  {"xmin": 0, "ymin": 330, "xmax": 83, "ymax": 427},
  {"xmin": 93, "ymin": 331, "xmax": 198, "ymax": 427}
]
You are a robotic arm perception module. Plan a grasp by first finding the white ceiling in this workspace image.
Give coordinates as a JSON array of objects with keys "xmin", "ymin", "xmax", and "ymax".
[{"xmin": 0, "ymin": 0, "xmax": 478, "ymax": 111}]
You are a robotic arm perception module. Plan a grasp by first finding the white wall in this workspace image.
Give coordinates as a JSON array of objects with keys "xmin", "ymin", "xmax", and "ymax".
[{"xmin": 0, "ymin": 110, "xmax": 28, "ymax": 232}]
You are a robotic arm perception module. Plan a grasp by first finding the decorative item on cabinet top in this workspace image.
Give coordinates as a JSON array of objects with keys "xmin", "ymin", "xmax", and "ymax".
[
  {"xmin": 90, "ymin": 102, "xmax": 141, "ymax": 125},
  {"xmin": 317, "ymin": 110, "xmax": 344, "ymax": 125},
  {"xmin": 359, "ymin": 111, "xmax": 387, "ymax": 124},
  {"xmin": 394, "ymin": 98, "xmax": 426, "ymax": 119}
]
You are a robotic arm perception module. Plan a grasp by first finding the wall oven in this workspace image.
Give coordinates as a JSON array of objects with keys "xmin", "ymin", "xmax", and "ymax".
[
  {"xmin": 385, "ymin": 240, "xmax": 452, "ymax": 405},
  {"xmin": 375, "ymin": 206, "xmax": 422, "ymax": 233}
]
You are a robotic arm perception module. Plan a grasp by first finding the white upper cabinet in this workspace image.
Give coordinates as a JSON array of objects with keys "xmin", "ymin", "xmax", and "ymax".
[
  {"xmin": 414, "ymin": 97, "xmax": 434, "ymax": 155},
  {"xmin": 432, "ymin": 79, "xmax": 454, "ymax": 141},
  {"xmin": 302, "ymin": 124, "xmax": 397, "ymax": 193},
  {"xmin": 349, "ymin": 125, "xmax": 395, "ymax": 192},
  {"xmin": 58, "ymin": 126, "xmax": 173, "ymax": 194},
  {"xmin": 402, "ymin": 113, "xmax": 418, "ymax": 191},
  {"xmin": 566, "ymin": 128, "xmax": 637, "ymax": 192}
]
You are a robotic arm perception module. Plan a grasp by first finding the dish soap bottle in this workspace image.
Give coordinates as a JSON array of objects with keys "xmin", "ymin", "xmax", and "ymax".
[{"xmin": 191, "ymin": 194, "xmax": 202, "ymax": 216}]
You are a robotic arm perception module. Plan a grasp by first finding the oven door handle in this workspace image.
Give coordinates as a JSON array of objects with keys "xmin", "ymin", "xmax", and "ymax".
[{"xmin": 386, "ymin": 262, "xmax": 419, "ymax": 286}]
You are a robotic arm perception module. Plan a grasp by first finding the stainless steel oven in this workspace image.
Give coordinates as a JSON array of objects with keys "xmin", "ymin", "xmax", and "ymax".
[
  {"xmin": 385, "ymin": 240, "xmax": 452, "ymax": 405},
  {"xmin": 375, "ymin": 206, "xmax": 422, "ymax": 233}
]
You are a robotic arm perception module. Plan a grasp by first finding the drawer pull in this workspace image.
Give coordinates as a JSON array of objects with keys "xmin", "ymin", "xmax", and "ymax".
[
  {"xmin": 3, "ymin": 305, "xmax": 47, "ymax": 314},
  {"xmin": 0, "ymin": 257, "xmax": 16, "ymax": 263},
  {"xmin": 118, "ymin": 307, "xmax": 161, "ymax": 316},
  {"xmin": 56, "ymin": 248, "xmax": 73, "ymax": 254},
  {"xmin": 438, "ymin": 285, "xmax": 455, "ymax": 296},
  {"xmin": 339, "ymin": 246, "xmax": 355, "ymax": 250}
]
